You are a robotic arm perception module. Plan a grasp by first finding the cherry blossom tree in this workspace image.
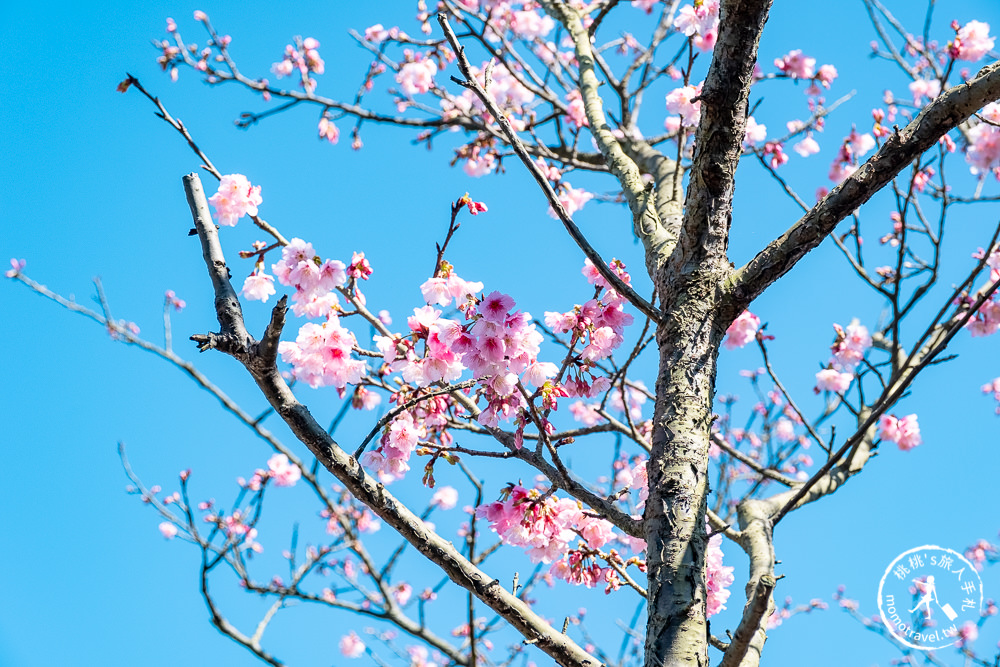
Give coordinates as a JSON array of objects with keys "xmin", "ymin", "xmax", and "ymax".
[{"xmin": 9, "ymin": 1, "xmax": 1000, "ymax": 666}]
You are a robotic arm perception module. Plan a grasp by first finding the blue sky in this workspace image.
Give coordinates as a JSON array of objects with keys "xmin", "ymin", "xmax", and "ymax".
[{"xmin": 3, "ymin": 1, "xmax": 1000, "ymax": 666}]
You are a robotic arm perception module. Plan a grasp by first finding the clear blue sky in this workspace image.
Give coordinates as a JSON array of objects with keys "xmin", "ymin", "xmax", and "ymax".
[{"xmin": 2, "ymin": 1, "xmax": 999, "ymax": 666}]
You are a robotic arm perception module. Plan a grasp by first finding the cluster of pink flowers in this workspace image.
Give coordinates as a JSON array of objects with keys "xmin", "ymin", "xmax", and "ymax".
[
  {"xmin": 616, "ymin": 458, "xmax": 649, "ymax": 510},
  {"xmin": 550, "ymin": 259, "xmax": 634, "ymax": 359},
  {"xmin": 743, "ymin": 117, "xmax": 767, "ymax": 146},
  {"xmin": 242, "ymin": 265, "xmax": 277, "ymax": 303},
  {"xmin": 339, "ymin": 631, "xmax": 365, "ymax": 658},
  {"xmin": 271, "ymin": 38, "xmax": 324, "ymax": 93},
  {"xmin": 950, "ymin": 20, "xmax": 995, "ymax": 62},
  {"xmin": 774, "ymin": 49, "xmax": 815, "ymax": 79},
  {"xmin": 361, "ymin": 411, "xmax": 427, "ymax": 477},
  {"xmin": 665, "ymin": 83, "xmax": 703, "ymax": 128},
  {"xmin": 363, "ymin": 23, "xmax": 400, "ymax": 44},
  {"xmin": 269, "ymin": 238, "xmax": 348, "ymax": 316},
  {"xmin": 965, "ymin": 538, "xmax": 998, "ymax": 570},
  {"xmin": 318, "ymin": 115, "xmax": 339, "ymax": 144},
  {"xmin": 964, "ymin": 245, "xmax": 1000, "ymax": 336},
  {"xmin": 966, "ymin": 102, "xmax": 1000, "ymax": 180},
  {"xmin": 828, "ymin": 129, "xmax": 876, "ymax": 183},
  {"xmin": 723, "ymin": 310, "xmax": 760, "ymax": 349},
  {"xmin": 546, "ymin": 259, "xmax": 634, "ymax": 413},
  {"xmin": 419, "ymin": 263, "xmax": 484, "ymax": 309},
  {"xmin": 877, "ymin": 413, "xmax": 922, "ymax": 451},
  {"xmin": 814, "ymin": 319, "xmax": 871, "ymax": 394},
  {"xmin": 462, "ymin": 148, "xmax": 497, "ymax": 178},
  {"xmin": 208, "ymin": 174, "xmax": 262, "ymax": 227},
  {"xmin": 548, "ymin": 185, "xmax": 594, "ymax": 218},
  {"xmin": 279, "ymin": 318, "xmax": 366, "ymax": 389},
  {"xmin": 5, "ymin": 258, "xmax": 25, "ymax": 278},
  {"xmin": 673, "ymin": 0, "xmax": 719, "ymax": 52},
  {"xmin": 982, "ymin": 377, "xmax": 1000, "ymax": 415},
  {"xmin": 213, "ymin": 510, "xmax": 262, "ymax": 553},
  {"xmin": 239, "ymin": 453, "xmax": 303, "ymax": 489},
  {"xmin": 396, "ymin": 52, "xmax": 438, "ymax": 96},
  {"xmin": 476, "ymin": 484, "xmax": 616, "ymax": 567},
  {"xmin": 509, "ymin": 7, "xmax": 555, "ymax": 40},
  {"xmin": 706, "ymin": 531, "xmax": 735, "ymax": 616},
  {"xmin": 430, "ymin": 485, "xmax": 459, "ymax": 510},
  {"xmin": 565, "ymin": 89, "xmax": 588, "ymax": 130},
  {"xmin": 772, "ymin": 50, "xmax": 838, "ymax": 97},
  {"xmin": 909, "ymin": 77, "xmax": 941, "ymax": 105}
]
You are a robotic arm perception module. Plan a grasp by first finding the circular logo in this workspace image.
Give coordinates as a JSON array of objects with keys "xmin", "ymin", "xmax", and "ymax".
[{"xmin": 877, "ymin": 545, "xmax": 983, "ymax": 650}]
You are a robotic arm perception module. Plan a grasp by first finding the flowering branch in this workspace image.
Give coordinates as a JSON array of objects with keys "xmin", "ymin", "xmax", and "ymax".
[{"xmin": 181, "ymin": 172, "xmax": 601, "ymax": 667}]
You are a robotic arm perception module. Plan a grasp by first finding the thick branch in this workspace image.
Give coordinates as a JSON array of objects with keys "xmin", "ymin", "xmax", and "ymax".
[
  {"xmin": 182, "ymin": 173, "xmax": 599, "ymax": 667},
  {"xmin": 661, "ymin": 0, "xmax": 772, "ymax": 302},
  {"xmin": 539, "ymin": 1, "xmax": 675, "ymax": 276},
  {"xmin": 730, "ymin": 59, "xmax": 1000, "ymax": 309},
  {"xmin": 184, "ymin": 174, "xmax": 251, "ymax": 348},
  {"xmin": 721, "ymin": 498, "xmax": 777, "ymax": 667}
]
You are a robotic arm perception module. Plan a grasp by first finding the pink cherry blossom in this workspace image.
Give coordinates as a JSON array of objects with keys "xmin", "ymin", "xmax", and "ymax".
[
  {"xmin": 318, "ymin": 116, "xmax": 339, "ymax": 144},
  {"xmin": 569, "ymin": 400, "xmax": 602, "ymax": 426},
  {"xmin": 816, "ymin": 64, "xmax": 838, "ymax": 88},
  {"xmin": 633, "ymin": 0, "xmax": 658, "ymax": 14},
  {"xmin": 673, "ymin": 1, "xmax": 719, "ymax": 51},
  {"xmin": 510, "ymin": 9, "xmax": 554, "ymax": 39},
  {"xmin": 706, "ymin": 531, "xmax": 735, "ymax": 617},
  {"xmin": 774, "ymin": 418, "xmax": 796, "ymax": 442},
  {"xmin": 5, "ymin": 258, "xmax": 26, "ymax": 278},
  {"xmin": 339, "ymin": 631, "xmax": 365, "ymax": 658},
  {"xmin": 431, "ymin": 486, "xmax": 459, "ymax": 510},
  {"xmin": 364, "ymin": 24, "xmax": 392, "ymax": 43},
  {"xmin": 565, "ymin": 89, "xmax": 588, "ymax": 130},
  {"xmin": 982, "ymin": 377, "xmax": 1000, "ymax": 415},
  {"xmin": 763, "ymin": 142, "xmax": 789, "ymax": 168},
  {"xmin": 208, "ymin": 174, "xmax": 262, "ymax": 227},
  {"xmin": 815, "ymin": 368, "xmax": 853, "ymax": 393},
  {"xmin": 966, "ymin": 103, "xmax": 1000, "ymax": 178},
  {"xmin": 830, "ymin": 319, "xmax": 871, "ymax": 371},
  {"xmin": 909, "ymin": 78, "xmax": 941, "ymax": 105},
  {"xmin": 159, "ymin": 522, "xmax": 178, "ymax": 539},
  {"xmin": 723, "ymin": 311, "xmax": 760, "ymax": 349},
  {"xmin": 267, "ymin": 454, "xmax": 301, "ymax": 487},
  {"xmin": 278, "ymin": 318, "xmax": 366, "ymax": 389},
  {"xmin": 463, "ymin": 151, "xmax": 497, "ymax": 178},
  {"xmin": 793, "ymin": 135, "xmax": 820, "ymax": 157},
  {"xmin": 364, "ymin": 411, "xmax": 426, "ymax": 476},
  {"xmin": 774, "ymin": 50, "xmax": 816, "ymax": 79},
  {"xmin": 665, "ymin": 84, "xmax": 702, "ymax": 127},
  {"xmin": 952, "ymin": 21, "xmax": 994, "ymax": 62},
  {"xmin": 744, "ymin": 117, "xmax": 767, "ymax": 146},
  {"xmin": 475, "ymin": 485, "xmax": 586, "ymax": 564},
  {"xmin": 878, "ymin": 413, "xmax": 922, "ymax": 451},
  {"xmin": 397, "ymin": 56, "xmax": 438, "ymax": 96},
  {"xmin": 348, "ymin": 251, "xmax": 372, "ymax": 281},
  {"xmin": 548, "ymin": 185, "xmax": 594, "ymax": 218},
  {"xmin": 242, "ymin": 270, "xmax": 276, "ymax": 303}
]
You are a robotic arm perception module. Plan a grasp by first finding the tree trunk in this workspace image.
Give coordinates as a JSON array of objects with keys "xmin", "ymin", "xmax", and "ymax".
[{"xmin": 644, "ymin": 276, "xmax": 728, "ymax": 667}]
